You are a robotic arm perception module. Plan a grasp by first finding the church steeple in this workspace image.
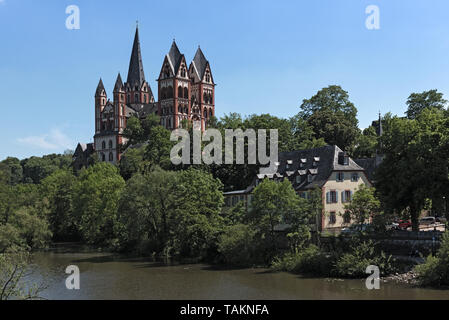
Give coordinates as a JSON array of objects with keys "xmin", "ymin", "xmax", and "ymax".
[
  {"xmin": 95, "ymin": 78, "xmax": 106, "ymax": 97},
  {"xmin": 114, "ymin": 73, "xmax": 124, "ymax": 92},
  {"xmin": 127, "ymin": 26, "xmax": 145, "ymax": 87}
]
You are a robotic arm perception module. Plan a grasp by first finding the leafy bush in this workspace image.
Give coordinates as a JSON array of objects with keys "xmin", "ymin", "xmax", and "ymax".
[
  {"xmin": 217, "ymin": 224, "xmax": 257, "ymax": 266},
  {"xmin": 272, "ymin": 245, "xmax": 333, "ymax": 276},
  {"xmin": 415, "ymin": 231, "xmax": 449, "ymax": 286},
  {"xmin": 334, "ymin": 241, "xmax": 395, "ymax": 278}
]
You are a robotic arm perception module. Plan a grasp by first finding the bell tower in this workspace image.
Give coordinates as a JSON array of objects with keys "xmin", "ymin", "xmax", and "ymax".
[{"xmin": 189, "ymin": 47, "xmax": 215, "ymax": 131}]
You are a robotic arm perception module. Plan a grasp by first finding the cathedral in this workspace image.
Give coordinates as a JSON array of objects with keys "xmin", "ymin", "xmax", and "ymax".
[{"xmin": 74, "ymin": 27, "xmax": 216, "ymax": 168}]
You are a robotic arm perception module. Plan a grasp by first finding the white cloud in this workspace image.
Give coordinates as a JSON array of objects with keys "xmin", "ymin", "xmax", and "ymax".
[{"xmin": 17, "ymin": 129, "xmax": 73, "ymax": 151}]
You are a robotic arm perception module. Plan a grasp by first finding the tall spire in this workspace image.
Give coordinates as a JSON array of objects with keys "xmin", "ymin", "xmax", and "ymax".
[
  {"xmin": 192, "ymin": 47, "xmax": 209, "ymax": 79},
  {"xmin": 114, "ymin": 73, "xmax": 123, "ymax": 92},
  {"xmin": 95, "ymin": 78, "xmax": 105, "ymax": 97},
  {"xmin": 127, "ymin": 26, "xmax": 145, "ymax": 87},
  {"xmin": 378, "ymin": 111, "xmax": 383, "ymax": 137},
  {"xmin": 167, "ymin": 40, "xmax": 182, "ymax": 74}
]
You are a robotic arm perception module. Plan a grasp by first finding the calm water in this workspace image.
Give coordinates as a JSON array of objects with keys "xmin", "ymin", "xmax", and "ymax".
[{"xmin": 28, "ymin": 249, "xmax": 449, "ymax": 300}]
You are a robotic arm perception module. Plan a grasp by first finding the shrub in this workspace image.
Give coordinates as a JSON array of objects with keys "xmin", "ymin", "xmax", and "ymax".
[
  {"xmin": 334, "ymin": 241, "xmax": 395, "ymax": 278},
  {"xmin": 217, "ymin": 224, "xmax": 257, "ymax": 266},
  {"xmin": 272, "ymin": 245, "xmax": 334, "ymax": 276},
  {"xmin": 415, "ymin": 231, "xmax": 449, "ymax": 286}
]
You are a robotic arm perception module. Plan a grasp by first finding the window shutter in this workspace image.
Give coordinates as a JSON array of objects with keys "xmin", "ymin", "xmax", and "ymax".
[
  {"xmin": 341, "ymin": 191, "xmax": 345, "ymax": 203},
  {"xmin": 326, "ymin": 192, "xmax": 330, "ymax": 204},
  {"xmin": 335, "ymin": 191, "xmax": 339, "ymax": 203}
]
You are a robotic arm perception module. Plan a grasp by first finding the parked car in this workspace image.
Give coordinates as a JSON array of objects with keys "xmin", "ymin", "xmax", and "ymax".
[
  {"xmin": 341, "ymin": 224, "xmax": 374, "ymax": 235},
  {"xmin": 436, "ymin": 217, "xmax": 447, "ymax": 223},
  {"xmin": 420, "ymin": 217, "xmax": 436, "ymax": 225},
  {"xmin": 386, "ymin": 222, "xmax": 399, "ymax": 230},
  {"xmin": 398, "ymin": 220, "xmax": 412, "ymax": 230}
]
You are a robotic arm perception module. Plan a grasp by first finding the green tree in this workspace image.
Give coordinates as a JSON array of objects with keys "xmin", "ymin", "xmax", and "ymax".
[
  {"xmin": 249, "ymin": 179, "xmax": 304, "ymax": 260},
  {"xmin": 406, "ymin": 89, "xmax": 447, "ymax": 120},
  {"xmin": 119, "ymin": 145, "xmax": 147, "ymax": 180},
  {"xmin": 41, "ymin": 169, "xmax": 78, "ymax": 241},
  {"xmin": 72, "ymin": 163, "xmax": 125, "ymax": 245},
  {"xmin": 117, "ymin": 168, "xmax": 177, "ymax": 253},
  {"xmin": 144, "ymin": 125, "xmax": 173, "ymax": 169},
  {"xmin": 299, "ymin": 85, "xmax": 360, "ymax": 151},
  {"xmin": 376, "ymin": 109, "xmax": 449, "ymax": 230},
  {"xmin": 353, "ymin": 125, "xmax": 379, "ymax": 159},
  {"xmin": 344, "ymin": 185, "xmax": 380, "ymax": 225},
  {"xmin": 0, "ymin": 157, "xmax": 23, "ymax": 185},
  {"xmin": 122, "ymin": 116, "xmax": 144, "ymax": 146}
]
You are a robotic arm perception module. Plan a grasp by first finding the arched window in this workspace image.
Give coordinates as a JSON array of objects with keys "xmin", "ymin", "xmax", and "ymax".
[
  {"xmin": 101, "ymin": 153, "xmax": 105, "ymax": 161},
  {"xmin": 204, "ymin": 109, "xmax": 208, "ymax": 118},
  {"xmin": 167, "ymin": 86, "xmax": 173, "ymax": 98},
  {"xmin": 178, "ymin": 86, "xmax": 183, "ymax": 98},
  {"xmin": 127, "ymin": 94, "xmax": 130, "ymax": 102},
  {"xmin": 109, "ymin": 140, "xmax": 113, "ymax": 149},
  {"xmin": 102, "ymin": 141, "xmax": 106, "ymax": 150},
  {"xmin": 181, "ymin": 68, "xmax": 186, "ymax": 77},
  {"xmin": 184, "ymin": 87, "xmax": 188, "ymax": 99},
  {"xmin": 209, "ymin": 109, "xmax": 213, "ymax": 117},
  {"xmin": 135, "ymin": 93, "xmax": 139, "ymax": 103},
  {"xmin": 109, "ymin": 152, "xmax": 113, "ymax": 162},
  {"xmin": 178, "ymin": 105, "xmax": 182, "ymax": 113},
  {"xmin": 164, "ymin": 66, "xmax": 170, "ymax": 78},
  {"xmin": 203, "ymin": 92, "xmax": 207, "ymax": 103}
]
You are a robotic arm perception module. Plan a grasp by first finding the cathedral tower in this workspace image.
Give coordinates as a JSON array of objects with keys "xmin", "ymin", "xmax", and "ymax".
[
  {"xmin": 189, "ymin": 47, "xmax": 215, "ymax": 131},
  {"xmin": 157, "ymin": 40, "xmax": 190, "ymax": 130}
]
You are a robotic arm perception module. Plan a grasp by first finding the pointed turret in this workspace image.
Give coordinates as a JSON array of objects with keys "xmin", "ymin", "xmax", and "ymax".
[
  {"xmin": 127, "ymin": 27, "xmax": 145, "ymax": 87},
  {"xmin": 95, "ymin": 78, "xmax": 106, "ymax": 97},
  {"xmin": 167, "ymin": 40, "xmax": 182, "ymax": 74},
  {"xmin": 192, "ymin": 47, "xmax": 208, "ymax": 79},
  {"xmin": 114, "ymin": 73, "xmax": 124, "ymax": 92}
]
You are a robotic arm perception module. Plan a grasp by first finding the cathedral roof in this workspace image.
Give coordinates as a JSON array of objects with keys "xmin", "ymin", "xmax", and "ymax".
[
  {"xmin": 127, "ymin": 27, "xmax": 146, "ymax": 87},
  {"xmin": 167, "ymin": 40, "xmax": 183, "ymax": 74},
  {"xmin": 114, "ymin": 73, "xmax": 123, "ymax": 92},
  {"xmin": 192, "ymin": 47, "xmax": 209, "ymax": 80},
  {"xmin": 95, "ymin": 78, "xmax": 105, "ymax": 96}
]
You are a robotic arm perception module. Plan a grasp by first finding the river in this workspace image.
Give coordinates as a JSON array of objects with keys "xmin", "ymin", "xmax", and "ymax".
[{"xmin": 28, "ymin": 246, "xmax": 449, "ymax": 300}]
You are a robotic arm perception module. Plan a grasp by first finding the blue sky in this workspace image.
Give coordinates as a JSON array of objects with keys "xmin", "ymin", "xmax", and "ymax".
[{"xmin": 1, "ymin": 0, "xmax": 449, "ymax": 160}]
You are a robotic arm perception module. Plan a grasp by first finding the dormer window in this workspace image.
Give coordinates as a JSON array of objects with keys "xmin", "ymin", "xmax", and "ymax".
[
  {"xmin": 286, "ymin": 160, "xmax": 293, "ymax": 169},
  {"xmin": 296, "ymin": 175, "xmax": 302, "ymax": 184},
  {"xmin": 337, "ymin": 172, "xmax": 344, "ymax": 182},
  {"xmin": 338, "ymin": 152, "xmax": 350, "ymax": 166},
  {"xmin": 307, "ymin": 175, "xmax": 313, "ymax": 183}
]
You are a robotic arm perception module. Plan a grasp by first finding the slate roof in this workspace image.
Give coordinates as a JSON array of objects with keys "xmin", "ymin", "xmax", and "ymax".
[
  {"xmin": 127, "ymin": 27, "xmax": 146, "ymax": 87},
  {"xmin": 114, "ymin": 73, "xmax": 123, "ymax": 92},
  {"xmin": 354, "ymin": 157, "xmax": 377, "ymax": 181},
  {"xmin": 95, "ymin": 78, "xmax": 105, "ymax": 96},
  {"xmin": 258, "ymin": 145, "xmax": 365, "ymax": 190},
  {"xmin": 167, "ymin": 41, "xmax": 183, "ymax": 75},
  {"xmin": 192, "ymin": 47, "xmax": 211, "ymax": 81}
]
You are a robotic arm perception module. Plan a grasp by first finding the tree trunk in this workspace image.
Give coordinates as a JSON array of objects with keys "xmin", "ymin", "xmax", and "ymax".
[{"xmin": 410, "ymin": 205, "xmax": 420, "ymax": 232}]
